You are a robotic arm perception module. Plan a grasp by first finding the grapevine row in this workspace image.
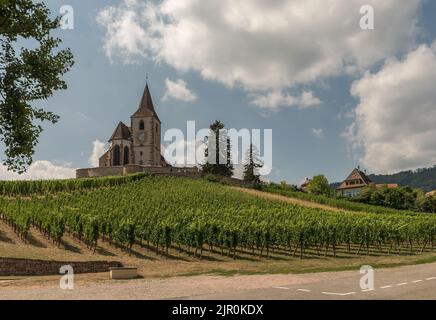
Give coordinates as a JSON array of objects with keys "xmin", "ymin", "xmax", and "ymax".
[
  {"xmin": 0, "ymin": 172, "xmax": 150, "ymax": 197},
  {"xmin": 0, "ymin": 176, "xmax": 435, "ymax": 259}
]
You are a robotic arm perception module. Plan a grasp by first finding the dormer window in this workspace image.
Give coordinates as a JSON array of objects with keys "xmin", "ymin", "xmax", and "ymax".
[{"xmin": 139, "ymin": 120, "xmax": 144, "ymax": 130}]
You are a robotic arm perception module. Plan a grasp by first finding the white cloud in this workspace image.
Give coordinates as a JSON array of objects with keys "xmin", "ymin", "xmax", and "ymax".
[
  {"xmin": 89, "ymin": 139, "xmax": 107, "ymax": 167},
  {"xmin": 162, "ymin": 78, "xmax": 198, "ymax": 102},
  {"xmin": 300, "ymin": 91, "xmax": 322, "ymax": 108},
  {"xmin": 97, "ymin": 0, "xmax": 421, "ymax": 101},
  {"xmin": 0, "ymin": 140, "xmax": 109, "ymax": 181},
  {"xmin": 0, "ymin": 161, "xmax": 76, "ymax": 180},
  {"xmin": 312, "ymin": 128, "xmax": 324, "ymax": 139},
  {"xmin": 344, "ymin": 42, "xmax": 436, "ymax": 173},
  {"xmin": 250, "ymin": 90, "xmax": 321, "ymax": 111},
  {"xmin": 96, "ymin": 1, "xmax": 151, "ymax": 64}
]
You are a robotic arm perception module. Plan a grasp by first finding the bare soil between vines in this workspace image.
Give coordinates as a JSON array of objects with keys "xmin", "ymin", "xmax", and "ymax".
[{"xmin": 232, "ymin": 187, "xmax": 346, "ymax": 212}]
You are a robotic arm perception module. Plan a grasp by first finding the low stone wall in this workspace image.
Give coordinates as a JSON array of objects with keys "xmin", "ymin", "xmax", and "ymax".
[
  {"xmin": 171, "ymin": 167, "xmax": 200, "ymax": 174},
  {"xmin": 122, "ymin": 164, "xmax": 146, "ymax": 175},
  {"xmin": 76, "ymin": 165, "xmax": 200, "ymax": 178},
  {"xmin": 153, "ymin": 172, "xmax": 253, "ymax": 187},
  {"xmin": 76, "ymin": 167, "xmax": 124, "ymax": 178},
  {"xmin": 0, "ymin": 257, "xmax": 122, "ymax": 276},
  {"xmin": 75, "ymin": 165, "xmax": 251, "ymax": 188}
]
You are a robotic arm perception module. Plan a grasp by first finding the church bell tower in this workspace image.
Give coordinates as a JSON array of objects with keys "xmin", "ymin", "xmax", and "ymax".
[{"xmin": 130, "ymin": 83, "xmax": 162, "ymax": 166}]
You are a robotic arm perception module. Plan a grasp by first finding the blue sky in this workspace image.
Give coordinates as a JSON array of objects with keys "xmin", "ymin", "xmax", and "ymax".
[{"xmin": 2, "ymin": 0, "xmax": 436, "ymax": 183}]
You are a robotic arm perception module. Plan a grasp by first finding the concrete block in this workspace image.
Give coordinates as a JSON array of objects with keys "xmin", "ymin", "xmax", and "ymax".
[{"xmin": 110, "ymin": 267, "xmax": 138, "ymax": 280}]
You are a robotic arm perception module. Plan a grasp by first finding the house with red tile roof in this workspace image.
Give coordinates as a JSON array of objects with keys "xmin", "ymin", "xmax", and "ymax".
[{"xmin": 336, "ymin": 168, "xmax": 398, "ymax": 197}]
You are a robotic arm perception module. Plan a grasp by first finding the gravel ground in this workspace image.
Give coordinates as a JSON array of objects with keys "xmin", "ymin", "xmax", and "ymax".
[
  {"xmin": 2, "ymin": 263, "xmax": 436, "ymax": 300},
  {"xmin": 0, "ymin": 272, "xmax": 323, "ymax": 300}
]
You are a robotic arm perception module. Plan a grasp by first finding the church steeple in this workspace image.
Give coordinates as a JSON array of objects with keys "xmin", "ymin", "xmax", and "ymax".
[
  {"xmin": 131, "ymin": 83, "xmax": 160, "ymax": 122},
  {"xmin": 129, "ymin": 80, "xmax": 162, "ymax": 167}
]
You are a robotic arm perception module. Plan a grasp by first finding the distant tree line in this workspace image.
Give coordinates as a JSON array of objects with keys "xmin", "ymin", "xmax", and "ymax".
[
  {"xmin": 367, "ymin": 166, "xmax": 436, "ymax": 192},
  {"xmin": 354, "ymin": 185, "xmax": 436, "ymax": 213},
  {"xmin": 267, "ymin": 174, "xmax": 436, "ymax": 214}
]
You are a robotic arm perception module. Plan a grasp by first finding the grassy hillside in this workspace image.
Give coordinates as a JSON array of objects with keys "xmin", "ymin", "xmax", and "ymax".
[
  {"xmin": 1, "ymin": 175, "xmax": 436, "ymax": 277},
  {"xmin": 1, "ymin": 175, "xmax": 436, "ymax": 260}
]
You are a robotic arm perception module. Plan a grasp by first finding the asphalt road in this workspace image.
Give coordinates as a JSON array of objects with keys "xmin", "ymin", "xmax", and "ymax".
[
  {"xmin": 186, "ymin": 262, "xmax": 436, "ymax": 300},
  {"xmin": 1, "ymin": 262, "xmax": 435, "ymax": 300}
]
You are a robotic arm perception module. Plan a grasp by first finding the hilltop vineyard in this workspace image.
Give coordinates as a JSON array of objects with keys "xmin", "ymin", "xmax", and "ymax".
[
  {"xmin": 0, "ymin": 173, "xmax": 149, "ymax": 197},
  {"xmin": 1, "ymin": 176, "xmax": 436, "ymax": 259}
]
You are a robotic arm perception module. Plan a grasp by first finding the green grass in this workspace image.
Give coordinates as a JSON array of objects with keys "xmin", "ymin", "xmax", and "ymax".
[
  {"xmin": 1, "ymin": 175, "xmax": 436, "ymax": 279},
  {"xmin": 179, "ymin": 253, "xmax": 436, "ymax": 277}
]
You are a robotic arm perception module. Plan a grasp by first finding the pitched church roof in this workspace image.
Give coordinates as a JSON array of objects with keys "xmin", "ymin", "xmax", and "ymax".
[
  {"xmin": 131, "ymin": 84, "xmax": 161, "ymax": 122},
  {"xmin": 109, "ymin": 121, "xmax": 131, "ymax": 141},
  {"xmin": 336, "ymin": 168, "xmax": 372, "ymax": 190}
]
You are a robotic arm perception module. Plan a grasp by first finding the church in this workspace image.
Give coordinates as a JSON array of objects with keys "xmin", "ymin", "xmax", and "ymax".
[
  {"xmin": 76, "ymin": 82, "xmax": 200, "ymax": 178},
  {"xmin": 98, "ymin": 83, "xmax": 167, "ymax": 168}
]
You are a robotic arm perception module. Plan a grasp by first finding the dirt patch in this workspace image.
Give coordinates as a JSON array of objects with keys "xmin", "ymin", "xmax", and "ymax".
[
  {"xmin": 232, "ymin": 187, "xmax": 344, "ymax": 212},
  {"xmin": 0, "ymin": 272, "xmax": 322, "ymax": 300}
]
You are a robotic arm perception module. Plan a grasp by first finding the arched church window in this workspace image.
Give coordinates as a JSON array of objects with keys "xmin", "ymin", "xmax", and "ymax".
[
  {"xmin": 139, "ymin": 120, "xmax": 145, "ymax": 130},
  {"xmin": 123, "ymin": 146, "xmax": 129, "ymax": 165},
  {"xmin": 113, "ymin": 145, "xmax": 121, "ymax": 166},
  {"xmin": 155, "ymin": 123, "xmax": 158, "ymax": 133}
]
